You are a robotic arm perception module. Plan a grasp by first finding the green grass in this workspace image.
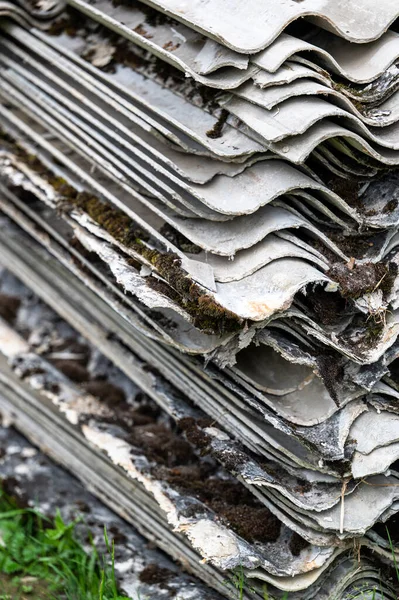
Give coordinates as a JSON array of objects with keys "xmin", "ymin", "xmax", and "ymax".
[
  {"xmin": 225, "ymin": 566, "xmax": 289, "ymax": 600},
  {"xmin": 226, "ymin": 531, "xmax": 399, "ymax": 600},
  {"xmin": 0, "ymin": 487, "xmax": 130, "ymax": 600},
  {"xmin": 0, "ymin": 481, "xmax": 397, "ymax": 600}
]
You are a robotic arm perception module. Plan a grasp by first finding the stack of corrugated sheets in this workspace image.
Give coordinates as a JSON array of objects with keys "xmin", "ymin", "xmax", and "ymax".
[{"xmin": 1, "ymin": 1, "xmax": 399, "ymax": 598}]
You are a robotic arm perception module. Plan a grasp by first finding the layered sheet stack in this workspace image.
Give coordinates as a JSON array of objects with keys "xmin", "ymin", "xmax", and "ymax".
[
  {"xmin": 0, "ymin": 424, "xmax": 225, "ymax": 600},
  {"xmin": 1, "ymin": 0, "xmax": 399, "ymax": 598}
]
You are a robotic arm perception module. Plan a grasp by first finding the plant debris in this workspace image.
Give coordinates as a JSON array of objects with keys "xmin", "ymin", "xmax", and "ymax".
[{"xmin": 328, "ymin": 261, "xmax": 397, "ymax": 300}]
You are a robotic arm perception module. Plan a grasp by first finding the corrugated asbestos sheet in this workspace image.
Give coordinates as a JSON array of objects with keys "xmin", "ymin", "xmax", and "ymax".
[
  {"xmin": 1, "ymin": 1, "xmax": 399, "ymax": 598},
  {"xmin": 0, "ymin": 423, "xmax": 225, "ymax": 600}
]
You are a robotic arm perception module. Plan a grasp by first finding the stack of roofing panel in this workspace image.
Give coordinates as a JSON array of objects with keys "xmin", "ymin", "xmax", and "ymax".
[
  {"xmin": 0, "ymin": 424, "xmax": 227, "ymax": 600},
  {"xmin": 1, "ymin": 0, "xmax": 399, "ymax": 598}
]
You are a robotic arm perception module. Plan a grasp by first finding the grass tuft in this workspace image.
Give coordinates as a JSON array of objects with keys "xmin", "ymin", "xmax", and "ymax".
[
  {"xmin": 0, "ymin": 486, "xmax": 129, "ymax": 600},
  {"xmin": 0, "ymin": 479, "xmax": 398, "ymax": 600}
]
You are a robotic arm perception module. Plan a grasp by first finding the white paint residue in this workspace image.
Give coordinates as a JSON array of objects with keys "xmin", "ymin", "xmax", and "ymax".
[
  {"xmin": 81, "ymin": 426, "xmax": 178, "ymax": 525},
  {"xmin": 0, "ymin": 319, "xmax": 29, "ymax": 358},
  {"xmin": 182, "ymin": 520, "xmax": 238, "ymax": 561},
  {"xmin": 80, "ymin": 425, "xmax": 244, "ymax": 567}
]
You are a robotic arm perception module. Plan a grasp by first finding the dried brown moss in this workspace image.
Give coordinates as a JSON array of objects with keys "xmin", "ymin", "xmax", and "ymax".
[
  {"xmin": 1, "ymin": 129, "xmax": 242, "ymax": 334},
  {"xmin": 159, "ymin": 223, "xmax": 202, "ymax": 254},
  {"xmin": 160, "ymin": 466, "xmax": 281, "ymax": 543},
  {"xmin": 146, "ymin": 255, "xmax": 242, "ymax": 333},
  {"xmin": 50, "ymin": 178, "xmax": 240, "ymax": 333},
  {"xmin": 178, "ymin": 416, "xmax": 212, "ymax": 452},
  {"xmin": 71, "ymin": 194, "xmax": 241, "ymax": 332},
  {"xmin": 206, "ymin": 109, "xmax": 229, "ymax": 139},
  {"xmin": 72, "ymin": 191, "xmax": 150, "ymax": 245},
  {"xmin": 328, "ymin": 261, "xmax": 397, "ymax": 300}
]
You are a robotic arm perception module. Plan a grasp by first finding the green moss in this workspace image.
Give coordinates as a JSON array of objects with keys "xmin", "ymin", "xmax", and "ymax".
[
  {"xmin": 159, "ymin": 223, "xmax": 202, "ymax": 254},
  {"xmin": 0, "ymin": 129, "xmax": 242, "ymax": 335},
  {"xmin": 72, "ymin": 191, "xmax": 149, "ymax": 246},
  {"xmin": 364, "ymin": 318, "xmax": 384, "ymax": 342},
  {"xmin": 68, "ymin": 196, "xmax": 242, "ymax": 334},
  {"xmin": 70, "ymin": 197, "xmax": 242, "ymax": 333},
  {"xmin": 146, "ymin": 252, "xmax": 242, "ymax": 334}
]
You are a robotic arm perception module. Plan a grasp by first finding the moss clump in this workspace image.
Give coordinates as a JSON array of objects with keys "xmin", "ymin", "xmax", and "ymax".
[
  {"xmin": 145, "ymin": 253, "xmax": 242, "ymax": 334},
  {"xmin": 0, "ymin": 128, "xmax": 77, "ymax": 200},
  {"xmin": 364, "ymin": 317, "xmax": 385, "ymax": 342},
  {"xmin": 1, "ymin": 130, "xmax": 242, "ymax": 335},
  {"xmin": 72, "ymin": 191, "xmax": 149, "ymax": 246},
  {"xmin": 206, "ymin": 109, "xmax": 229, "ymax": 139},
  {"xmin": 71, "ymin": 197, "xmax": 242, "ymax": 333},
  {"xmin": 328, "ymin": 261, "xmax": 397, "ymax": 301},
  {"xmin": 49, "ymin": 176, "xmax": 77, "ymax": 198},
  {"xmin": 160, "ymin": 223, "xmax": 202, "ymax": 254}
]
